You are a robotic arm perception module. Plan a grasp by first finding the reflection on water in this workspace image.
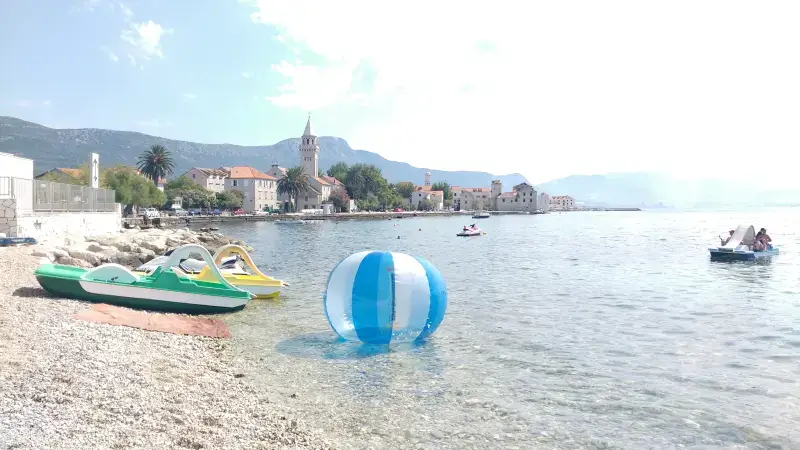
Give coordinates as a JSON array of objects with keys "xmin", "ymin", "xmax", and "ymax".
[{"xmin": 216, "ymin": 209, "xmax": 800, "ymax": 449}]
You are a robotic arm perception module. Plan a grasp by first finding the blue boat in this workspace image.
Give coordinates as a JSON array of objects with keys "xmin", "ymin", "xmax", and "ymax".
[
  {"xmin": 709, "ymin": 224, "xmax": 779, "ymax": 262},
  {"xmin": 0, "ymin": 237, "xmax": 37, "ymax": 247}
]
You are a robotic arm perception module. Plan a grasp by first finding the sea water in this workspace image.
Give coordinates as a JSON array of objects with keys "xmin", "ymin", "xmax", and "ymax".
[{"xmin": 217, "ymin": 209, "xmax": 800, "ymax": 449}]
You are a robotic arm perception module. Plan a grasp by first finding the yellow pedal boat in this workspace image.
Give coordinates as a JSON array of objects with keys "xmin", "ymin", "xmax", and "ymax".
[{"xmin": 134, "ymin": 244, "xmax": 288, "ymax": 299}]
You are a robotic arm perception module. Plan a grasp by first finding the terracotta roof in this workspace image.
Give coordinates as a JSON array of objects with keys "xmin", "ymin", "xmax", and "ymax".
[
  {"xmin": 228, "ymin": 166, "xmax": 276, "ymax": 180},
  {"xmin": 552, "ymin": 195, "xmax": 574, "ymax": 199},
  {"xmin": 312, "ymin": 176, "xmax": 330, "ymax": 185},
  {"xmin": 193, "ymin": 167, "xmax": 228, "ymax": 177},
  {"xmin": 451, "ymin": 186, "xmax": 462, "ymax": 191},
  {"xmin": 415, "ymin": 186, "xmax": 432, "ymax": 192},
  {"xmin": 323, "ymin": 175, "xmax": 343, "ymax": 186},
  {"xmin": 57, "ymin": 168, "xmax": 82, "ymax": 178}
]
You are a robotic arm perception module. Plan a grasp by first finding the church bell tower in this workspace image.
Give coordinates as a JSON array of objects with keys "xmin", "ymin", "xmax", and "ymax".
[{"xmin": 299, "ymin": 113, "xmax": 319, "ymax": 178}]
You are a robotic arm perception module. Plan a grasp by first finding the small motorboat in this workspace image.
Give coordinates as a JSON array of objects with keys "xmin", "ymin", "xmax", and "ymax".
[
  {"xmin": 472, "ymin": 211, "xmax": 491, "ymax": 219},
  {"xmin": 709, "ymin": 224, "xmax": 780, "ymax": 262},
  {"xmin": 457, "ymin": 225, "xmax": 485, "ymax": 237},
  {"xmin": 34, "ymin": 244, "xmax": 253, "ymax": 314},
  {"xmin": 134, "ymin": 244, "xmax": 288, "ymax": 299}
]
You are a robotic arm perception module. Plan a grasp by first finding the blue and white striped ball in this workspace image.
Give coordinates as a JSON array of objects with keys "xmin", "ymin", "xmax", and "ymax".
[{"xmin": 324, "ymin": 250, "xmax": 447, "ymax": 344}]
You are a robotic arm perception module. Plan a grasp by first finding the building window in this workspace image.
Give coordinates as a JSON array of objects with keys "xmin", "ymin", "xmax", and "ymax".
[
  {"xmin": 192, "ymin": 174, "xmax": 195, "ymax": 179},
  {"xmin": 304, "ymin": 195, "xmax": 308, "ymax": 201},
  {"xmin": 304, "ymin": 204, "xmax": 308, "ymax": 209},
  {"xmin": 232, "ymin": 180, "xmax": 238, "ymax": 187}
]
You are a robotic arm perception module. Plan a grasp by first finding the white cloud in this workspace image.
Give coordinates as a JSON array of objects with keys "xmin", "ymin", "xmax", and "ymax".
[
  {"xmin": 183, "ymin": 93, "xmax": 197, "ymax": 101},
  {"xmin": 118, "ymin": 2, "xmax": 133, "ymax": 17},
  {"xmin": 244, "ymin": 0, "xmax": 800, "ymax": 188},
  {"xmin": 101, "ymin": 46, "xmax": 119, "ymax": 62},
  {"xmin": 42, "ymin": 100, "xmax": 52, "ymax": 107},
  {"xmin": 15, "ymin": 100, "xmax": 33, "ymax": 108},
  {"xmin": 266, "ymin": 60, "xmax": 357, "ymax": 110},
  {"xmin": 241, "ymin": 71, "xmax": 253, "ymax": 79},
  {"xmin": 121, "ymin": 20, "xmax": 171, "ymax": 60}
]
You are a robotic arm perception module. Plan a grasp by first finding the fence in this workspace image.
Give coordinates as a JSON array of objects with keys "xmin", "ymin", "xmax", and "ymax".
[{"xmin": 0, "ymin": 177, "xmax": 117, "ymax": 212}]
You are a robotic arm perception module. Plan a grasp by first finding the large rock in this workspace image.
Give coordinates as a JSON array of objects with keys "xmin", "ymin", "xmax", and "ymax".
[
  {"xmin": 86, "ymin": 243, "xmax": 109, "ymax": 253},
  {"xmin": 67, "ymin": 249, "xmax": 103, "ymax": 267}
]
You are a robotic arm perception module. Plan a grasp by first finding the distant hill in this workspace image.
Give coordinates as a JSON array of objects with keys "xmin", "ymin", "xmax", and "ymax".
[
  {"xmin": 0, "ymin": 116, "xmax": 527, "ymax": 188},
  {"xmin": 537, "ymin": 172, "xmax": 799, "ymax": 208}
]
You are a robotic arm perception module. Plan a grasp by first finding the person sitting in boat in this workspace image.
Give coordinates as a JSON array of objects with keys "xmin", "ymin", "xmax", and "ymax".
[
  {"xmin": 720, "ymin": 230, "xmax": 734, "ymax": 246},
  {"xmin": 758, "ymin": 228, "xmax": 773, "ymax": 250},
  {"xmin": 754, "ymin": 238, "xmax": 766, "ymax": 252}
]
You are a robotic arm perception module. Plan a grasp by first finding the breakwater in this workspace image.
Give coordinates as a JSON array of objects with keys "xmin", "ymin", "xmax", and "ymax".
[{"xmin": 123, "ymin": 208, "xmax": 640, "ymax": 227}]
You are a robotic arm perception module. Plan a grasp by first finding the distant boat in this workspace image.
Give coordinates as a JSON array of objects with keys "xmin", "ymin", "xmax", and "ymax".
[
  {"xmin": 709, "ymin": 224, "xmax": 779, "ymax": 261},
  {"xmin": 472, "ymin": 211, "xmax": 490, "ymax": 219},
  {"xmin": 457, "ymin": 226, "xmax": 485, "ymax": 237}
]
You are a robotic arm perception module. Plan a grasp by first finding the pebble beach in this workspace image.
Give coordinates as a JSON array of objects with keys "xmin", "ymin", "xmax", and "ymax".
[{"xmin": 0, "ymin": 229, "xmax": 332, "ymax": 450}]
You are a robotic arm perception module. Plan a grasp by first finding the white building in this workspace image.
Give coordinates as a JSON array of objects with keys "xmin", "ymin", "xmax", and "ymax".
[
  {"xmin": 452, "ymin": 179, "xmax": 542, "ymax": 212},
  {"xmin": 407, "ymin": 186, "xmax": 444, "ymax": 210},
  {"xmin": 225, "ymin": 166, "xmax": 278, "ymax": 213},
  {"xmin": 453, "ymin": 187, "xmax": 492, "ymax": 211},
  {"xmin": 551, "ymin": 195, "xmax": 575, "ymax": 210},
  {"xmin": 184, "ymin": 167, "xmax": 228, "ymax": 193},
  {"xmin": 490, "ymin": 181, "xmax": 539, "ymax": 212},
  {"xmin": 538, "ymin": 192, "xmax": 551, "ymax": 212}
]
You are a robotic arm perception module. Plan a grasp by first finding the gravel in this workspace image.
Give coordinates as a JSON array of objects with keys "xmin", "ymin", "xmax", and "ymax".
[{"xmin": 0, "ymin": 245, "xmax": 332, "ymax": 450}]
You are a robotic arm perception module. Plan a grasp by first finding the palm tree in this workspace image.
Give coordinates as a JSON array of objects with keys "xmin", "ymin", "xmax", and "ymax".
[
  {"xmin": 277, "ymin": 166, "xmax": 310, "ymax": 212},
  {"xmin": 137, "ymin": 144, "xmax": 175, "ymax": 186}
]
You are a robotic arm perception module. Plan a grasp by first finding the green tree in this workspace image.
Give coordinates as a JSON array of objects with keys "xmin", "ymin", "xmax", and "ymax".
[
  {"xmin": 164, "ymin": 176, "xmax": 216, "ymax": 209},
  {"xmin": 215, "ymin": 190, "xmax": 244, "ymax": 210},
  {"xmin": 277, "ymin": 166, "xmax": 310, "ymax": 212},
  {"xmin": 326, "ymin": 162, "xmax": 349, "ymax": 183},
  {"xmin": 345, "ymin": 163, "xmax": 386, "ymax": 200},
  {"xmin": 356, "ymin": 193, "xmax": 380, "ymax": 212},
  {"xmin": 393, "ymin": 182, "xmax": 416, "ymax": 199},
  {"xmin": 418, "ymin": 198, "xmax": 434, "ymax": 211},
  {"xmin": 103, "ymin": 166, "xmax": 166, "ymax": 215},
  {"xmin": 137, "ymin": 144, "xmax": 175, "ymax": 186},
  {"xmin": 318, "ymin": 168, "xmax": 326, "ymax": 178},
  {"xmin": 329, "ymin": 189, "xmax": 350, "ymax": 212},
  {"xmin": 431, "ymin": 181, "xmax": 453, "ymax": 207}
]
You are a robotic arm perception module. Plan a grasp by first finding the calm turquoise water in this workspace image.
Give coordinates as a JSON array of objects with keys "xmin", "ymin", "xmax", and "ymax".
[{"xmin": 215, "ymin": 210, "xmax": 800, "ymax": 449}]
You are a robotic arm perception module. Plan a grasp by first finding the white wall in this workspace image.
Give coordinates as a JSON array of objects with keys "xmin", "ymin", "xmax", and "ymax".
[
  {"xmin": 0, "ymin": 153, "xmax": 34, "ymax": 179},
  {"xmin": 16, "ymin": 210, "xmax": 122, "ymax": 239},
  {"xmin": 0, "ymin": 197, "xmax": 121, "ymax": 238}
]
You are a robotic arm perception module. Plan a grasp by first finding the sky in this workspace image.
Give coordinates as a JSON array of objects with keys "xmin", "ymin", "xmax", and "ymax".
[{"xmin": 1, "ymin": 0, "xmax": 799, "ymax": 188}]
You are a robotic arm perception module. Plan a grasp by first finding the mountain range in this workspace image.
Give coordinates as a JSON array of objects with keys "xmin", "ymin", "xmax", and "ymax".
[
  {"xmin": 0, "ymin": 116, "xmax": 526, "ymax": 189},
  {"xmin": 1, "ymin": 116, "xmax": 797, "ymax": 208}
]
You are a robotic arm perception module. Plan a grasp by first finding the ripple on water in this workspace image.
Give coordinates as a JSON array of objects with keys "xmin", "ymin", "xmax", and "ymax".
[{"xmin": 213, "ymin": 211, "xmax": 800, "ymax": 449}]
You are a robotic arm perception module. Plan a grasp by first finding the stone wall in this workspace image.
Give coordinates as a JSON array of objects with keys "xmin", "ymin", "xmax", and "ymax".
[
  {"xmin": 16, "ymin": 211, "xmax": 121, "ymax": 239},
  {"xmin": 0, "ymin": 198, "xmax": 18, "ymax": 237}
]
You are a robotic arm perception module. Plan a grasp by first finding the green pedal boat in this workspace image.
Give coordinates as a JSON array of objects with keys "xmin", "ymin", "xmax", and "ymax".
[{"xmin": 34, "ymin": 244, "xmax": 254, "ymax": 314}]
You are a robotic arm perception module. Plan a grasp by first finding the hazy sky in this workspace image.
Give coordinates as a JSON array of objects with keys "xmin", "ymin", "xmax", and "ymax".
[{"xmin": 1, "ymin": 1, "xmax": 798, "ymax": 187}]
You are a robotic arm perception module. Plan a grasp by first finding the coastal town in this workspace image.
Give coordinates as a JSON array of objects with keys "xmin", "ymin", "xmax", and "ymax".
[{"xmin": 23, "ymin": 116, "xmax": 579, "ymax": 219}]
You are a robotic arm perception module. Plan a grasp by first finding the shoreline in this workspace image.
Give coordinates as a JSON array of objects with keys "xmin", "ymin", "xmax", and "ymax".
[
  {"xmin": 122, "ymin": 207, "xmax": 642, "ymax": 227},
  {"xmin": 0, "ymin": 230, "xmax": 332, "ymax": 449}
]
